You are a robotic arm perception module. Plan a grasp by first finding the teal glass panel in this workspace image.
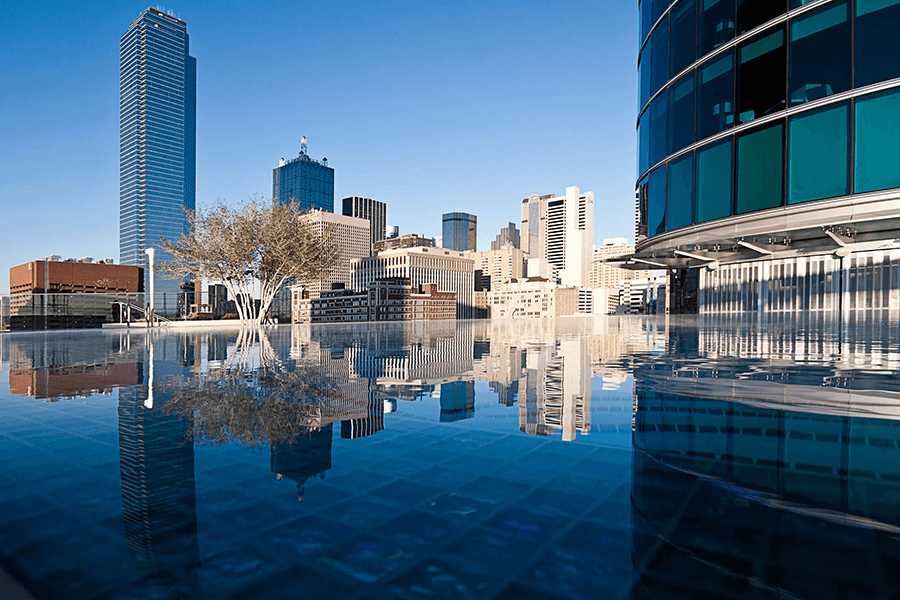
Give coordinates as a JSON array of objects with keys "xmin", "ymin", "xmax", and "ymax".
[
  {"xmin": 671, "ymin": 0, "xmax": 697, "ymax": 76},
  {"xmin": 648, "ymin": 166, "xmax": 667, "ymax": 236},
  {"xmin": 788, "ymin": 102, "xmax": 848, "ymax": 204},
  {"xmin": 855, "ymin": 88, "xmax": 900, "ymax": 193},
  {"xmin": 736, "ymin": 122, "xmax": 783, "ymax": 214},
  {"xmin": 667, "ymin": 152, "xmax": 694, "ymax": 230},
  {"xmin": 639, "ymin": 110, "xmax": 650, "ymax": 176},
  {"xmin": 700, "ymin": 0, "xmax": 735, "ymax": 55},
  {"xmin": 789, "ymin": 1, "xmax": 849, "ymax": 106},
  {"xmin": 696, "ymin": 137, "xmax": 732, "ymax": 222},
  {"xmin": 855, "ymin": 0, "xmax": 900, "ymax": 87},
  {"xmin": 650, "ymin": 17, "xmax": 670, "ymax": 98}
]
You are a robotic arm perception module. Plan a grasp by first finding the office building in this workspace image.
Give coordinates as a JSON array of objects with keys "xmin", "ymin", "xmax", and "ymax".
[
  {"xmin": 490, "ymin": 222, "xmax": 521, "ymax": 250},
  {"xmin": 481, "ymin": 277, "xmax": 578, "ymax": 319},
  {"xmin": 351, "ymin": 246, "xmax": 474, "ymax": 318},
  {"xmin": 294, "ymin": 210, "xmax": 370, "ymax": 298},
  {"xmin": 442, "ymin": 212, "xmax": 477, "ymax": 251},
  {"xmin": 590, "ymin": 239, "xmax": 651, "ymax": 288},
  {"xmin": 468, "ymin": 247, "xmax": 527, "ymax": 289},
  {"xmin": 520, "ymin": 188, "xmax": 594, "ymax": 288},
  {"xmin": 291, "ymin": 280, "xmax": 455, "ymax": 323},
  {"xmin": 120, "ymin": 8, "xmax": 196, "ymax": 317},
  {"xmin": 342, "ymin": 196, "xmax": 386, "ymax": 251},
  {"xmin": 635, "ymin": 0, "xmax": 900, "ymax": 314},
  {"xmin": 273, "ymin": 139, "xmax": 334, "ymax": 212},
  {"xmin": 385, "ymin": 225, "xmax": 399, "ymax": 239}
]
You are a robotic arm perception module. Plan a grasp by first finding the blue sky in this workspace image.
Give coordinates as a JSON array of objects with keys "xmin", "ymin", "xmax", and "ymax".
[{"xmin": 0, "ymin": 0, "xmax": 638, "ymax": 294}]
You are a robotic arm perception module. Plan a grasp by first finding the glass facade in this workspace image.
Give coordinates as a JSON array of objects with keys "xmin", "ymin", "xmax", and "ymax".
[
  {"xmin": 637, "ymin": 0, "xmax": 900, "ymax": 238},
  {"xmin": 120, "ymin": 8, "xmax": 196, "ymax": 317},
  {"xmin": 442, "ymin": 212, "xmax": 478, "ymax": 251},
  {"xmin": 272, "ymin": 156, "xmax": 335, "ymax": 212}
]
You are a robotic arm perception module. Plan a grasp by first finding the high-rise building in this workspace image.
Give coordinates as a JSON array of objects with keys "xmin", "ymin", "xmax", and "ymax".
[
  {"xmin": 442, "ymin": 212, "xmax": 477, "ymax": 251},
  {"xmin": 342, "ymin": 196, "xmax": 386, "ymax": 251},
  {"xmin": 294, "ymin": 210, "xmax": 370, "ymax": 298},
  {"xmin": 385, "ymin": 225, "xmax": 399, "ymax": 239},
  {"xmin": 635, "ymin": 0, "xmax": 900, "ymax": 315},
  {"xmin": 468, "ymin": 247, "xmax": 526, "ymax": 288},
  {"xmin": 525, "ymin": 187, "xmax": 594, "ymax": 287},
  {"xmin": 120, "ymin": 8, "xmax": 196, "ymax": 317},
  {"xmin": 273, "ymin": 140, "xmax": 334, "ymax": 212},
  {"xmin": 490, "ymin": 222, "xmax": 521, "ymax": 250}
]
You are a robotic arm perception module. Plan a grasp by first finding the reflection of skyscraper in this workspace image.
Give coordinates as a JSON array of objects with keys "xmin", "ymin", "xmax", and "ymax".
[
  {"xmin": 271, "ymin": 424, "xmax": 333, "ymax": 501},
  {"xmin": 341, "ymin": 394, "xmax": 385, "ymax": 440},
  {"xmin": 440, "ymin": 381, "xmax": 475, "ymax": 422},
  {"xmin": 118, "ymin": 341, "xmax": 200, "ymax": 597}
]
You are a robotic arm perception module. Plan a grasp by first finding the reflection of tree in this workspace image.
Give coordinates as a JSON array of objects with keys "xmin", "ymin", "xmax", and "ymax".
[{"xmin": 163, "ymin": 328, "xmax": 355, "ymax": 447}]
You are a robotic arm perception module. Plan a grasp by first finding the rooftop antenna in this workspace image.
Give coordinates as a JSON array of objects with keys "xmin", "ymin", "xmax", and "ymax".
[{"xmin": 300, "ymin": 136, "xmax": 308, "ymax": 156}]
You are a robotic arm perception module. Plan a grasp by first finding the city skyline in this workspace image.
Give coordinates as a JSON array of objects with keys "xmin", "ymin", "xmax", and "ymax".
[{"xmin": 0, "ymin": 1, "xmax": 639, "ymax": 295}]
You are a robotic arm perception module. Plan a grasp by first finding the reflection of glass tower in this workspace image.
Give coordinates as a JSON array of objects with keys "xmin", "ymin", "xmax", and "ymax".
[
  {"xmin": 120, "ymin": 8, "xmax": 196, "ymax": 317},
  {"xmin": 440, "ymin": 381, "xmax": 475, "ymax": 422},
  {"xmin": 271, "ymin": 424, "xmax": 333, "ymax": 501},
  {"xmin": 118, "ymin": 352, "xmax": 200, "ymax": 597}
]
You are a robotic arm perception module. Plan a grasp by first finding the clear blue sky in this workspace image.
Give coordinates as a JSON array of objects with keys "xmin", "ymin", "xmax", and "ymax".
[{"xmin": 0, "ymin": 0, "xmax": 639, "ymax": 294}]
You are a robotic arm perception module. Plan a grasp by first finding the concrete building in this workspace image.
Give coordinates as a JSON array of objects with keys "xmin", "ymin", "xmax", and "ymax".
[
  {"xmin": 490, "ymin": 222, "xmax": 521, "ymax": 250},
  {"xmin": 373, "ymin": 233, "xmax": 434, "ymax": 253},
  {"xmin": 480, "ymin": 277, "xmax": 578, "ymax": 319},
  {"xmin": 351, "ymin": 246, "xmax": 474, "ymax": 319},
  {"xmin": 342, "ymin": 196, "xmax": 386, "ymax": 252},
  {"xmin": 295, "ymin": 210, "xmax": 370, "ymax": 299},
  {"xmin": 521, "ymin": 188, "xmax": 594, "ymax": 288},
  {"xmin": 385, "ymin": 225, "xmax": 399, "ymax": 239},
  {"xmin": 635, "ymin": 0, "xmax": 900, "ymax": 315},
  {"xmin": 467, "ymin": 246, "xmax": 527, "ymax": 290},
  {"xmin": 442, "ymin": 212, "xmax": 477, "ymax": 252}
]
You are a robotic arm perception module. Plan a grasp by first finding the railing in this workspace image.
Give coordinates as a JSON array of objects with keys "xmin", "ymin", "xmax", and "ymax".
[{"xmin": 112, "ymin": 303, "xmax": 172, "ymax": 327}]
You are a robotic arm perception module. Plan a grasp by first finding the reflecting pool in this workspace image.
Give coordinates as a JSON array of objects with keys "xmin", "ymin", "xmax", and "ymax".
[{"xmin": 0, "ymin": 316, "xmax": 898, "ymax": 599}]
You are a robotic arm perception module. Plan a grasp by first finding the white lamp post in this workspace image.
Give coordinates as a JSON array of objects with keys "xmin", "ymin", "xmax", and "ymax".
[{"xmin": 145, "ymin": 247, "xmax": 155, "ymax": 325}]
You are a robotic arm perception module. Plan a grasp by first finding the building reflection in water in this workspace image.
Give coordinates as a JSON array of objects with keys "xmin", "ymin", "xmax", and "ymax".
[
  {"xmin": 271, "ymin": 424, "xmax": 333, "ymax": 502},
  {"xmin": 630, "ymin": 317, "xmax": 900, "ymax": 599},
  {"xmin": 118, "ymin": 333, "xmax": 201, "ymax": 598}
]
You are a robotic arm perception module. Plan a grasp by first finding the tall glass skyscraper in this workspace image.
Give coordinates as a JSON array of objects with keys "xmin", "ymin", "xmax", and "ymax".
[
  {"xmin": 273, "ymin": 144, "xmax": 334, "ymax": 212},
  {"xmin": 442, "ymin": 212, "xmax": 477, "ymax": 252},
  {"xmin": 120, "ymin": 8, "xmax": 196, "ymax": 317},
  {"xmin": 634, "ymin": 0, "xmax": 900, "ymax": 315}
]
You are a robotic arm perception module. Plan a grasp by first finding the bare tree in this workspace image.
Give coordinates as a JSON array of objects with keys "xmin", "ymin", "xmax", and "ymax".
[{"xmin": 160, "ymin": 197, "xmax": 339, "ymax": 325}]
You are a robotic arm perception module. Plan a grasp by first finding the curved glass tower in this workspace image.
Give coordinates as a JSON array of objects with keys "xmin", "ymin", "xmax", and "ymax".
[{"xmin": 635, "ymin": 0, "xmax": 900, "ymax": 314}]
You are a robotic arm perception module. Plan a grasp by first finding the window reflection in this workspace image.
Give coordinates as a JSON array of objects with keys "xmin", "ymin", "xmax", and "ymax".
[
  {"xmin": 789, "ymin": 1, "xmax": 849, "ymax": 107},
  {"xmin": 737, "ymin": 0, "xmax": 785, "ymax": 35},
  {"xmin": 667, "ymin": 152, "xmax": 694, "ymax": 230},
  {"xmin": 699, "ymin": 0, "xmax": 735, "ymax": 55},
  {"xmin": 855, "ymin": 88, "xmax": 900, "ymax": 193},
  {"xmin": 788, "ymin": 102, "xmax": 849, "ymax": 204},
  {"xmin": 737, "ymin": 26, "xmax": 785, "ymax": 124},
  {"xmin": 736, "ymin": 121, "xmax": 784, "ymax": 213},
  {"xmin": 650, "ymin": 17, "xmax": 671, "ymax": 99},
  {"xmin": 670, "ymin": 0, "xmax": 697, "ymax": 76},
  {"xmin": 854, "ymin": 0, "xmax": 900, "ymax": 88},
  {"xmin": 648, "ymin": 166, "xmax": 667, "ymax": 236},
  {"xmin": 669, "ymin": 72, "xmax": 696, "ymax": 155},
  {"xmin": 696, "ymin": 137, "xmax": 733, "ymax": 223},
  {"xmin": 697, "ymin": 51, "xmax": 734, "ymax": 139},
  {"xmin": 649, "ymin": 91, "xmax": 669, "ymax": 168}
]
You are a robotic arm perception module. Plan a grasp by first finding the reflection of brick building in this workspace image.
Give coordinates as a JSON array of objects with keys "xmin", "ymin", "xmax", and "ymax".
[
  {"xmin": 9, "ymin": 363, "xmax": 139, "ymax": 400},
  {"xmin": 9, "ymin": 259, "xmax": 143, "ymax": 329}
]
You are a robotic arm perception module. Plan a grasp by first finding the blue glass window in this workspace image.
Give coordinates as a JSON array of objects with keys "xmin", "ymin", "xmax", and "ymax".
[
  {"xmin": 667, "ymin": 152, "xmax": 694, "ymax": 230},
  {"xmin": 648, "ymin": 166, "xmax": 667, "ymax": 236},
  {"xmin": 789, "ymin": 1, "xmax": 849, "ymax": 106},
  {"xmin": 696, "ymin": 138, "xmax": 732, "ymax": 222},
  {"xmin": 736, "ymin": 26, "xmax": 785, "ymax": 124},
  {"xmin": 736, "ymin": 122, "xmax": 783, "ymax": 214},
  {"xmin": 788, "ymin": 102, "xmax": 849, "ymax": 204},
  {"xmin": 737, "ymin": 0, "xmax": 785, "ymax": 35},
  {"xmin": 639, "ymin": 111, "xmax": 650, "ymax": 176},
  {"xmin": 639, "ymin": 51, "xmax": 652, "ymax": 109},
  {"xmin": 670, "ymin": 0, "xmax": 697, "ymax": 76},
  {"xmin": 637, "ymin": 177, "xmax": 650, "ymax": 239},
  {"xmin": 650, "ymin": 17, "xmax": 670, "ymax": 99},
  {"xmin": 699, "ymin": 0, "xmax": 735, "ymax": 56},
  {"xmin": 641, "ymin": 0, "xmax": 654, "ymax": 45},
  {"xmin": 855, "ymin": 0, "xmax": 900, "ymax": 88},
  {"xmin": 855, "ymin": 88, "xmax": 900, "ymax": 193},
  {"xmin": 649, "ymin": 90, "xmax": 668, "ymax": 168},
  {"xmin": 669, "ymin": 72, "xmax": 696, "ymax": 155},
  {"xmin": 697, "ymin": 51, "xmax": 734, "ymax": 140}
]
